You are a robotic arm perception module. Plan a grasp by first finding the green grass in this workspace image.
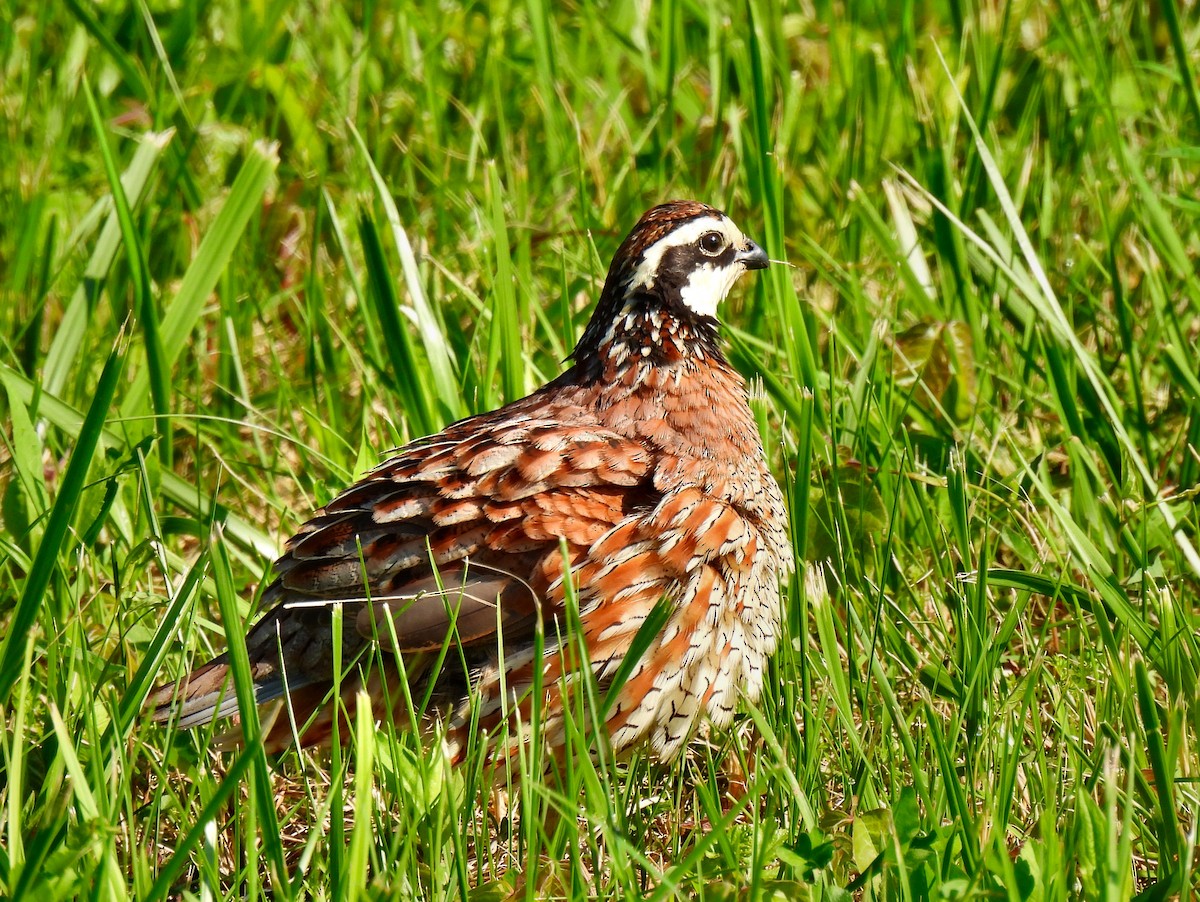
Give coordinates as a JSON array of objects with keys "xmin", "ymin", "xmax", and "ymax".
[{"xmin": 3, "ymin": 0, "xmax": 1200, "ymax": 897}]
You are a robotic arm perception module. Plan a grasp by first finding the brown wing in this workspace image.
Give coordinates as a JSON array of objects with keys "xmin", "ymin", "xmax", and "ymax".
[
  {"xmin": 148, "ymin": 406, "xmax": 659, "ymax": 746},
  {"xmin": 276, "ymin": 411, "xmax": 656, "ymax": 636}
]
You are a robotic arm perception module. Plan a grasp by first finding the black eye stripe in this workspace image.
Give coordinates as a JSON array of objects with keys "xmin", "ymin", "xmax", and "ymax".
[
  {"xmin": 705, "ymin": 245, "xmax": 738, "ymax": 268},
  {"xmin": 655, "ymin": 243, "xmax": 739, "ymax": 278}
]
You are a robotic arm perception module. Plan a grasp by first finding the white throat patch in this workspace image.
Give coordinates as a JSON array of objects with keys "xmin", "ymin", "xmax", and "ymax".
[
  {"xmin": 678, "ymin": 261, "xmax": 745, "ymax": 319},
  {"xmin": 627, "ymin": 215, "xmax": 749, "ymax": 320}
]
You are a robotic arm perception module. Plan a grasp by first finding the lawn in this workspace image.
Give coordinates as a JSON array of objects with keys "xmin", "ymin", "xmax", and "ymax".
[{"xmin": 2, "ymin": 0, "xmax": 1199, "ymax": 898}]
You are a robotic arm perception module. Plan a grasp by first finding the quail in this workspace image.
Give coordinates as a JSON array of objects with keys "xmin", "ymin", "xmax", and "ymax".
[{"xmin": 149, "ymin": 200, "xmax": 794, "ymax": 763}]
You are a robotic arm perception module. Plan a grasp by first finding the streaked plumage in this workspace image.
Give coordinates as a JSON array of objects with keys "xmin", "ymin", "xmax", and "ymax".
[{"xmin": 148, "ymin": 200, "xmax": 793, "ymax": 762}]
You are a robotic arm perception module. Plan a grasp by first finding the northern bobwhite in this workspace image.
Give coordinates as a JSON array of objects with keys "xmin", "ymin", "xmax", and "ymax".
[{"xmin": 149, "ymin": 200, "xmax": 794, "ymax": 763}]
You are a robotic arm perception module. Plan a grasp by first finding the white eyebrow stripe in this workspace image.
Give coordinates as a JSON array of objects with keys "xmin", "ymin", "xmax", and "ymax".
[{"xmin": 627, "ymin": 216, "xmax": 744, "ymax": 292}]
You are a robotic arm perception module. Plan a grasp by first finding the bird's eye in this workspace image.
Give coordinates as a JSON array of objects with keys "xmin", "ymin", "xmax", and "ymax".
[{"xmin": 698, "ymin": 231, "xmax": 725, "ymax": 255}]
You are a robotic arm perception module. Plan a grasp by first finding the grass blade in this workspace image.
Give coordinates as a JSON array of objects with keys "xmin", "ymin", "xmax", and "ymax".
[
  {"xmin": 42, "ymin": 131, "xmax": 172, "ymax": 399},
  {"xmin": 932, "ymin": 44, "xmax": 1200, "ymax": 579},
  {"xmin": 359, "ymin": 212, "xmax": 437, "ymax": 436},
  {"xmin": 348, "ymin": 121, "xmax": 464, "ymax": 425},
  {"xmin": 81, "ymin": 75, "xmax": 170, "ymax": 457},
  {"xmin": 210, "ymin": 527, "xmax": 291, "ymax": 899},
  {"xmin": 0, "ymin": 324, "xmax": 130, "ymax": 704},
  {"xmin": 0, "ymin": 364, "xmax": 278, "ymax": 559},
  {"xmin": 120, "ymin": 140, "xmax": 279, "ymax": 419}
]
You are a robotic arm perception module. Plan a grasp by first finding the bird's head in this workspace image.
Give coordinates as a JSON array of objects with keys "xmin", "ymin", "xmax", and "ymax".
[{"xmin": 572, "ymin": 201, "xmax": 769, "ymax": 368}]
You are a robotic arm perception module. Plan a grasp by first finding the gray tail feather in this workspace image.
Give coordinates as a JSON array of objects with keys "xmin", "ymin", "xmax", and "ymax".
[{"xmin": 147, "ymin": 655, "xmax": 300, "ymax": 731}]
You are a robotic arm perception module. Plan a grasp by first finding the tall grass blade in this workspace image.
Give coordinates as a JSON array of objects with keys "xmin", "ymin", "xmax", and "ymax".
[
  {"xmin": 0, "ymin": 325, "xmax": 130, "ymax": 703},
  {"xmin": 0, "ymin": 365, "xmax": 278, "ymax": 558},
  {"xmin": 82, "ymin": 75, "xmax": 170, "ymax": 457},
  {"xmin": 359, "ymin": 212, "xmax": 437, "ymax": 436},
  {"xmin": 348, "ymin": 121, "xmax": 464, "ymax": 425},
  {"xmin": 486, "ymin": 163, "xmax": 525, "ymax": 405},
  {"xmin": 42, "ymin": 131, "xmax": 171, "ymax": 399},
  {"xmin": 932, "ymin": 45, "xmax": 1200, "ymax": 578},
  {"xmin": 120, "ymin": 140, "xmax": 279, "ymax": 419},
  {"xmin": 210, "ymin": 527, "xmax": 291, "ymax": 899},
  {"xmin": 144, "ymin": 747, "xmax": 261, "ymax": 901}
]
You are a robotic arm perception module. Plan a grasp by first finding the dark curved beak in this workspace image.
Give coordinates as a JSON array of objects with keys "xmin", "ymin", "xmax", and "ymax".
[{"xmin": 737, "ymin": 239, "xmax": 769, "ymax": 271}]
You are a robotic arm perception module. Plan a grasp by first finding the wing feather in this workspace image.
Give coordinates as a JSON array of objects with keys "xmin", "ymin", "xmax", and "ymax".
[{"xmin": 149, "ymin": 407, "xmax": 659, "ymax": 740}]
